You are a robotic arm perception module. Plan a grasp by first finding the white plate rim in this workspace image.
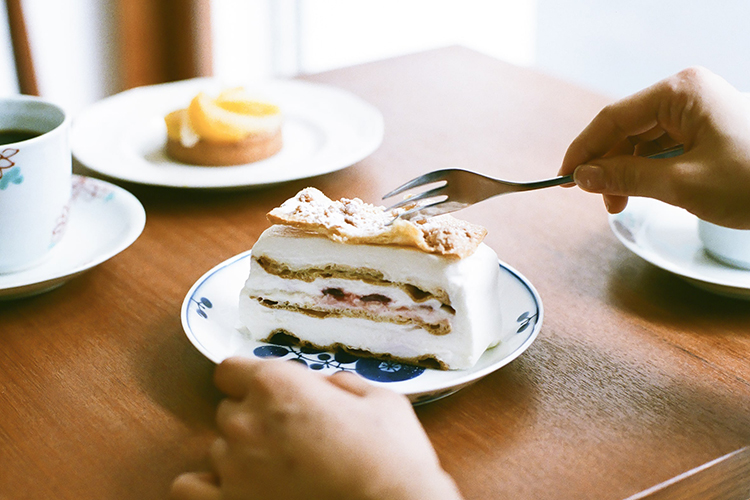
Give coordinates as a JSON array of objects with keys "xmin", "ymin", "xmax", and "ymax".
[
  {"xmin": 0, "ymin": 175, "xmax": 146, "ymax": 299},
  {"xmin": 180, "ymin": 250, "xmax": 543, "ymax": 404},
  {"xmin": 609, "ymin": 197, "xmax": 750, "ymax": 298},
  {"xmin": 71, "ymin": 77, "xmax": 384, "ymax": 189}
]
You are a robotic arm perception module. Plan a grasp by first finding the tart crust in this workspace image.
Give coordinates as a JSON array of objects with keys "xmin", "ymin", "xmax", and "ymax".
[{"xmin": 166, "ymin": 129, "xmax": 282, "ymax": 166}]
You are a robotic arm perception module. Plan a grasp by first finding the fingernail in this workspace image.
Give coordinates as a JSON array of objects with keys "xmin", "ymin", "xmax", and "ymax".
[{"xmin": 574, "ymin": 164, "xmax": 606, "ymax": 192}]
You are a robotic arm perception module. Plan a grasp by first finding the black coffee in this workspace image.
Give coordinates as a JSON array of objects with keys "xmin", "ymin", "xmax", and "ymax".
[{"xmin": 0, "ymin": 129, "xmax": 41, "ymax": 145}]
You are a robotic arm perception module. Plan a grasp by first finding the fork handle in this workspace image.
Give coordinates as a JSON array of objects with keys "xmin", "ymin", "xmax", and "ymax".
[
  {"xmin": 519, "ymin": 145, "xmax": 683, "ymax": 190},
  {"xmin": 515, "ymin": 174, "xmax": 574, "ymax": 190}
]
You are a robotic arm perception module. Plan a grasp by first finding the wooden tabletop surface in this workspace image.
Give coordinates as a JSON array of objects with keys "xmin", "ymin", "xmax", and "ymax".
[{"xmin": 2, "ymin": 46, "xmax": 750, "ymax": 500}]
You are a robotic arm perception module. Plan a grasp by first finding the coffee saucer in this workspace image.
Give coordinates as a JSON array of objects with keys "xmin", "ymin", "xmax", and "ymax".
[
  {"xmin": 609, "ymin": 197, "xmax": 750, "ymax": 299},
  {"xmin": 0, "ymin": 175, "xmax": 146, "ymax": 299}
]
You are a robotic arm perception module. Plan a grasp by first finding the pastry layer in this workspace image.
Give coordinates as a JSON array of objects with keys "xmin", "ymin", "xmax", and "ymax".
[{"xmin": 267, "ymin": 187, "xmax": 487, "ymax": 258}]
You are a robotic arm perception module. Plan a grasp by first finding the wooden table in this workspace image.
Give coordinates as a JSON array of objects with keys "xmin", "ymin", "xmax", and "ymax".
[{"xmin": 2, "ymin": 46, "xmax": 750, "ymax": 500}]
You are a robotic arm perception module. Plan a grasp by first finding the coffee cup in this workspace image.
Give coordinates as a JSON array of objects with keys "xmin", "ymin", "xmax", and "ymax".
[
  {"xmin": 0, "ymin": 95, "xmax": 71, "ymax": 273},
  {"xmin": 698, "ymin": 219, "xmax": 750, "ymax": 270}
]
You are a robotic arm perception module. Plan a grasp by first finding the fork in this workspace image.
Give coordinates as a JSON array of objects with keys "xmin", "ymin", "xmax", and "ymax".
[
  {"xmin": 383, "ymin": 145, "xmax": 685, "ymax": 220},
  {"xmin": 382, "ymin": 170, "xmax": 573, "ymax": 220}
]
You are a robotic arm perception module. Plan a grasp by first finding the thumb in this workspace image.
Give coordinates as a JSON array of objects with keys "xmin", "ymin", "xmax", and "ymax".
[{"xmin": 573, "ymin": 155, "xmax": 679, "ymax": 199}]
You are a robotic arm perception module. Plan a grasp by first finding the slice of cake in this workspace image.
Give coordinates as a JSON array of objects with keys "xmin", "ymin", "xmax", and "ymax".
[
  {"xmin": 238, "ymin": 187, "xmax": 505, "ymax": 370},
  {"xmin": 164, "ymin": 87, "xmax": 283, "ymax": 166}
]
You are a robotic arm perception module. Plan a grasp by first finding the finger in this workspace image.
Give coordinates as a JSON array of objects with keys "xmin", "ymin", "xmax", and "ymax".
[
  {"xmin": 603, "ymin": 194, "xmax": 628, "ymax": 214},
  {"xmin": 558, "ymin": 138, "xmax": 633, "ymax": 189},
  {"xmin": 213, "ymin": 356, "xmax": 260, "ymax": 399},
  {"xmin": 209, "ymin": 436, "xmax": 230, "ymax": 470},
  {"xmin": 327, "ymin": 370, "xmax": 376, "ymax": 397},
  {"xmin": 219, "ymin": 357, "xmax": 352, "ymax": 412},
  {"xmin": 216, "ymin": 398, "xmax": 264, "ymax": 443},
  {"xmin": 572, "ymin": 154, "xmax": 686, "ymax": 202},
  {"xmin": 557, "ymin": 71, "xmax": 703, "ymax": 177},
  {"xmin": 631, "ymin": 124, "xmax": 668, "ymax": 144},
  {"xmin": 559, "ymin": 91, "xmax": 662, "ymax": 175},
  {"xmin": 170, "ymin": 472, "xmax": 221, "ymax": 500},
  {"xmin": 215, "ymin": 356, "xmax": 324, "ymax": 402},
  {"xmin": 603, "ymin": 138, "xmax": 635, "ymax": 158},
  {"xmin": 632, "ymin": 130, "xmax": 681, "ymax": 158}
]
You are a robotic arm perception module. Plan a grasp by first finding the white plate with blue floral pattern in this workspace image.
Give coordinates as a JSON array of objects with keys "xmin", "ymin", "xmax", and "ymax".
[
  {"xmin": 609, "ymin": 197, "xmax": 750, "ymax": 299},
  {"xmin": 0, "ymin": 175, "xmax": 146, "ymax": 300},
  {"xmin": 72, "ymin": 78, "xmax": 384, "ymax": 189},
  {"xmin": 181, "ymin": 251, "xmax": 543, "ymax": 405}
]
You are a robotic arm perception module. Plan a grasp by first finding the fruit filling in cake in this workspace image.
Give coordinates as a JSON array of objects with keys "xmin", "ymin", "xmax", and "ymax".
[
  {"xmin": 164, "ymin": 87, "xmax": 282, "ymax": 166},
  {"xmin": 252, "ymin": 252, "xmax": 456, "ymax": 335},
  {"xmin": 238, "ymin": 187, "xmax": 506, "ymax": 370}
]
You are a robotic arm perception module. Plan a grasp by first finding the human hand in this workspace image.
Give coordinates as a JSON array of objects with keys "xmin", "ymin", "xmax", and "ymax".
[
  {"xmin": 170, "ymin": 357, "xmax": 463, "ymax": 500},
  {"xmin": 559, "ymin": 67, "xmax": 750, "ymax": 229}
]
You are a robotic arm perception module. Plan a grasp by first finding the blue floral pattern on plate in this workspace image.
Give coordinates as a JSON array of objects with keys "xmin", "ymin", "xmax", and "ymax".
[{"xmin": 254, "ymin": 332, "xmax": 426, "ymax": 382}]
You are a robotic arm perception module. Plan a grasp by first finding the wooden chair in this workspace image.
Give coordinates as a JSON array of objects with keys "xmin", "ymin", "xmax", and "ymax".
[
  {"xmin": 5, "ymin": 0, "xmax": 37, "ymax": 95},
  {"xmin": 4, "ymin": 0, "xmax": 211, "ymax": 98}
]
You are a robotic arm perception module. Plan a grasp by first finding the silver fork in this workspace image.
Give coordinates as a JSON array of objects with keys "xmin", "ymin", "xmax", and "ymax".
[
  {"xmin": 382, "ymin": 170, "xmax": 573, "ymax": 220},
  {"xmin": 383, "ymin": 145, "xmax": 684, "ymax": 220}
]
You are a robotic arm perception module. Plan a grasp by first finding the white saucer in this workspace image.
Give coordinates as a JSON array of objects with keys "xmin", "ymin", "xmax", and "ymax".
[
  {"xmin": 609, "ymin": 197, "xmax": 750, "ymax": 299},
  {"xmin": 181, "ymin": 251, "xmax": 543, "ymax": 405},
  {"xmin": 71, "ymin": 78, "xmax": 384, "ymax": 189},
  {"xmin": 0, "ymin": 175, "xmax": 146, "ymax": 299}
]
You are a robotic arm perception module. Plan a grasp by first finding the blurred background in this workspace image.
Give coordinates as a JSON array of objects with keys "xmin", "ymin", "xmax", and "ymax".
[{"xmin": 1, "ymin": 0, "xmax": 749, "ymax": 115}]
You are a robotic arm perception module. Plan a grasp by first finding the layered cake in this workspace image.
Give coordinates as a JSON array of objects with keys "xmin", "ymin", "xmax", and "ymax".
[
  {"xmin": 238, "ymin": 188, "xmax": 505, "ymax": 370},
  {"xmin": 164, "ymin": 87, "xmax": 282, "ymax": 166}
]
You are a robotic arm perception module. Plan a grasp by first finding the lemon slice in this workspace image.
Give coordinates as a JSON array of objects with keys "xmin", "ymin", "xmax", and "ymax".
[
  {"xmin": 187, "ymin": 90, "xmax": 282, "ymax": 143},
  {"xmin": 216, "ymin": 87, "xmax": 281, "ymax": 116},
  {"xmin": 165, "ymin": 108, "xmax": 199, "ymax": 147},
  {"xmin": 164, "ymin": 109, "xmax": 182, "ymax": 140}
]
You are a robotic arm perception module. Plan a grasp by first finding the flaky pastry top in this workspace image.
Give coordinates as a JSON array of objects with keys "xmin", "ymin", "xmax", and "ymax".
[{"xmin": 266, "ymin": 187, "xmax": 487, "ymax": 258}]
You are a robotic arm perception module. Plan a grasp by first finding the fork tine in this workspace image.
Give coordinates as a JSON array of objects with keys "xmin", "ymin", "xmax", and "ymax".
[
  {"xmin": 397, "ymin": 198, "xmax": 462, "ymax": 220},
  {"xmin": 381, "ymin": 169, "xmax": 453, "ymax": 200},
  {"xmin": 386, "ymin": 199, "xmax": 447, "ymax": 225},
  {"xmin": 383, "ymin": 184, "xmax": 448, "ymax": 211}
]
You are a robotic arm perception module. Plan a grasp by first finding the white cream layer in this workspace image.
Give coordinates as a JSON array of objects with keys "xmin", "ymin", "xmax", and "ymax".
[
  {"xmin": 246, "ymin": 273, "xmax": 452, "ymax": 326},
  {"xmin": 239, "ymin": 225, "xmax": 505, "ymax": 369}
]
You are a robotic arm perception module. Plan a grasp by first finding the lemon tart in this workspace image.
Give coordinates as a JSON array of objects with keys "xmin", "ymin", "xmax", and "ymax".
[{"xmin": 165, "ymin": 87, "xmax": 283, "ymax": 166}]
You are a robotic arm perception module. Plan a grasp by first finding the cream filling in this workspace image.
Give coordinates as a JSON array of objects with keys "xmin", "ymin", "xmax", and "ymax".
[{"xmin": 246, "ymin": 272, "xmax": 455, "ymax": 331}]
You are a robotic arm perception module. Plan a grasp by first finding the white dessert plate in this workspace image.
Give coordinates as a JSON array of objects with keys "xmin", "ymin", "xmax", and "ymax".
[
  {"xmin": 71, "ymin": 78, "xmax": 384, "ymax": 189},
  {"xmin": 181, "ymin": 251, "xmax": 543, "ymax": 405},
  {"xmin": 609, "ymin": 197, "xmax": 750, "ymax": 299},
  {"xmin": 0, "ymin": 175, "xmax": 146, "ymax": 300}
]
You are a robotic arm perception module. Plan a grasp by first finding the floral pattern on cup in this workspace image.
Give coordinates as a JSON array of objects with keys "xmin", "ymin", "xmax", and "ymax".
[
  {"xmin": 72, "ymin": 176, "xmax": 115, "ymax": 202},
  {"xmin": 0, "ymin": 148, "xmax": 22, "ymax": 190},
  {"xmin": 50, "ymin": 204, "xmax": 70, "ymax": 247}
]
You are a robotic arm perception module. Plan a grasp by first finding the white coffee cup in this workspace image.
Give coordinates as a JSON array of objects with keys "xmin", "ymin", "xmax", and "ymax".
[
  {"xmin": 698, "ymin": 219, "xmax": 750, "ymax": 270},
  {"xmin": 0, "ymin": 96, "xmax": 71, "ymax": 273}
]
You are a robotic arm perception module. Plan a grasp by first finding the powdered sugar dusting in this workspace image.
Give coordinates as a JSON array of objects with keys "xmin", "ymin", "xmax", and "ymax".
[{"xmin": 267, "ymin": 187, "xmax": 487, "ymax": 258}]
